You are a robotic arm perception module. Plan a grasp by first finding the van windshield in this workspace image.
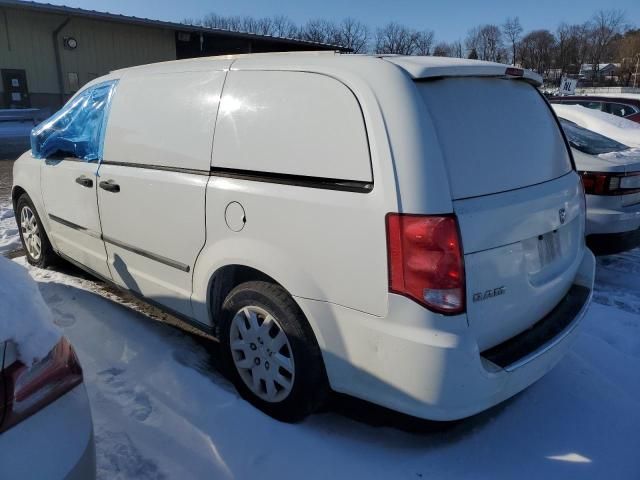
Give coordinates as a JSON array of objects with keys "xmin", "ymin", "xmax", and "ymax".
[
  {"xmin": 417, "ymin": 78, "xmax": 573, "ymax": 199},
  {"xmin": 558, "ymin": 118, "xmax": 628, "ymax": 155}
]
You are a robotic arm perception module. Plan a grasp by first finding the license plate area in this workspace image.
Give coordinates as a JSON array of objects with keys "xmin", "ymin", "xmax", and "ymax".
[
  {"xmin": 537, "ymin": 231, "xmax": 562, "ymax": 267},
  {"xmin": 522, "ymin": 221, "xmax": 575, "ymax": 278}
]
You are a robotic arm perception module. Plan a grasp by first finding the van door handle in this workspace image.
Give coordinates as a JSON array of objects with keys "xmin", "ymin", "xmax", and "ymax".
[
  {"xmin": 75, "ymin": 176, "xmax": 93, "ymax": 188},
  {"xmin": 99, "ymin": 180, "xmax": 120, "ymax": 193}
]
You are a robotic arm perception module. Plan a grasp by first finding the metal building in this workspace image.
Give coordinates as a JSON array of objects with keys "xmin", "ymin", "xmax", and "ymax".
[{"xmin": 0, "ymin": 0, "xmax": 346, "ymax": 110}]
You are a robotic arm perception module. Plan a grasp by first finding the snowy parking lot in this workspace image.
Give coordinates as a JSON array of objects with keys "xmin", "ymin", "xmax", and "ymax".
[{"xmin": 1, "ymin": 159, "xmax": 639, "ymax": 479}]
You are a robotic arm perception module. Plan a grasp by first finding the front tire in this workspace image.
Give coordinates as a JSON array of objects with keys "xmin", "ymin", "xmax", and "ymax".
[
  {"xmin": 220, "ymin": 281, "xmax": 328, "ymax": 422},
  {"xmin": 16, "ymin": 194, "xmax": 57, "ymax": 268}
]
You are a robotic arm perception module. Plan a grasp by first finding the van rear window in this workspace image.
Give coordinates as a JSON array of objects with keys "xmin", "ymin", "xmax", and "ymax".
[{"xmin": 417, "ymin": 78, "xmax": 572, "ymax": 199}]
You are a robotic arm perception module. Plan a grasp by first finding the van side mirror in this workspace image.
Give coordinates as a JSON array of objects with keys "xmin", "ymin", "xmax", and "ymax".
[{"xmin": 32, "ymin": 130, "xmax": 89, "ymax": 159}]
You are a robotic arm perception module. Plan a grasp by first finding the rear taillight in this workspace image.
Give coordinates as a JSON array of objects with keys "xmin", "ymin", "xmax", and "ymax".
[
  {"xmin": 0, "ymin": 338, "xmax": 83, "ymax": 433},
  {"xmin": 386, "ymin": 213, "xmax": 465, "ymax": 315},
  {"xmin": 581, "ymin": 171, "xmax": 640, "ymax": 196}
]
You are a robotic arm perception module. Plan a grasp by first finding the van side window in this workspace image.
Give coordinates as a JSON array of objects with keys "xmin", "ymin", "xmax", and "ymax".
[
  {"xmin": 102, "ymin": 71, "xmax": 226, "ymax": 172},
  {"xmin": 212, "ymin": 71, "xmax": 372, "ymax": 182},
  {"xmin": 31, "ymin": 81, "xmax": 117, "ymax": 160}
]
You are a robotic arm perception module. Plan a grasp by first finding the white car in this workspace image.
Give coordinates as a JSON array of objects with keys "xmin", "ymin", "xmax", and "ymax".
[
  {"xmin": 0, "ymin": 258, "xmax": 95, "ymax": 479},
  {"xmin": 12, "ymin": 53, "xmax": 595, "ymax": 422},
  {"xmin": 552, "ymin": 103, "xmax": 640, "ymax": 148},
  {"xmin": 556, "ymin": 116, "xmax": 640, "ymax": 253}
]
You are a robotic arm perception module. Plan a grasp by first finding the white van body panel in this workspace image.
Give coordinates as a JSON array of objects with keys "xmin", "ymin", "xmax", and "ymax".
[
  {"xmin": 103, "ymin": 70, "xmax": 225, "ymax": 171},
  {"xmin": 11, "ymin": 152, "xmax": 49, "ymax": 231},
  {"xmin": 96, "ymin": 165, "xmax": 209, "ymax": 316},
  {"xmin": 98, "ymin": 68, "xmax": 226, "ymax": 317},
  {"xmin": 192, "ymin": 174, "xmax": 389, "ymax": 322},
  {"xmin": 41, "ymin": 160, "xmax": 111, "ymax": 278},
  {"xmin": 227, "ymin": 54, "xmax": 455, "ymax": 214},
  {"xmin": 213, "ymin": 70, "xmax": 373, "ymax": 181}
]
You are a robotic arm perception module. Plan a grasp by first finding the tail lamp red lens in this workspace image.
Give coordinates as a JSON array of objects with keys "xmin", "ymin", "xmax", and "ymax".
[
  {"xmin": 581, "ymin": 171, "xmax": 640, "ymax": 196},
  {"xmin": 0, "ymin": 338, "xmax": 83, "ymax": 433},
  {"xmin": 386, "ymin": 213, "xmax": 465, "ymax": 314}
]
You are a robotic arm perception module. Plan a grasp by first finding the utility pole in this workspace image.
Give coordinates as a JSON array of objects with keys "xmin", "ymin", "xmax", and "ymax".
[{"xmin": 634, "ymin": 53, "xmax": 640, "ymax": 89}]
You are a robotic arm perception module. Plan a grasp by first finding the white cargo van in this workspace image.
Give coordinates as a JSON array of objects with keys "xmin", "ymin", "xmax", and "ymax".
[{"xmin": 13, "ymin": 53, "xmax": 595, "ymax": 422}]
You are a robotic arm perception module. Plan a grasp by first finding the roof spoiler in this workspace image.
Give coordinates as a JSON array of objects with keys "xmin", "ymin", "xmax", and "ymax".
[{"xmin": 381, "ymin": 56, "xmax": 543, "ymax": 87}]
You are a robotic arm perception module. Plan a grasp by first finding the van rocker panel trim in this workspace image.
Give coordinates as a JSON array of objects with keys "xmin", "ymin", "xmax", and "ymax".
[{"xmin": 48, "ymin": 214, "xmax": 102, "ymax": 239}]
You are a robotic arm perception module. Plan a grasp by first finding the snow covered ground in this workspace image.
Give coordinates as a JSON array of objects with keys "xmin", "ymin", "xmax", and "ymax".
[
  {"xmin": 2, "ymin": 253, "xmax": 637, "ymax": 479},
  {"xmin": 0, "ymin": 200, "xmax": 20, "ymax": 255}
]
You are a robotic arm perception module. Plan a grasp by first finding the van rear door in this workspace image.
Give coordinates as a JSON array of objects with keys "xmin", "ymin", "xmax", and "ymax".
[{"xmin": 417, "ymin": 77, "xmax": 585, "ymax": 350}]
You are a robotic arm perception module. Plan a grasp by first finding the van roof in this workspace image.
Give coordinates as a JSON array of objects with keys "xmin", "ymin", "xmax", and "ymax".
[{"xmin": 110, "ymin": 52, "xmax": 542, "ymax": 86}]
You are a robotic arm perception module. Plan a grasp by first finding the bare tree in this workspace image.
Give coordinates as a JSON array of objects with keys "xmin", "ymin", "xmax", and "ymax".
[
  {"xmin": 519, "ymin": 29, "xmax": 556, "ymax": 75},
  {"xmin": 299, "ymin": 19, "xmax": 339, "ymax": 44},
  {"xmin": 502, "ymin": 17, "xmax": 523, "ymax": 65},
  {"xmin": 433, "ymin": 42, "xmax": 452, "ymax": 57},
  {"xmin": 433, "ymin": 40, "xmax": 463, "ymax": 58},
  {"xmin": 271, "ymin": 15, "xmax": 298, "ymax": 38},
  {"xmin": 466, "ymin": 25, "xmax": 504, "ymax": 61},
  {"xmin": 451, "ymin": 40, "xmax": 464, "ymax": 58},
  {"xmin": 414, "ymin": 30, "xmax": 435, "ymax": 55},
  {"xmin": 336, "ymin": 18, "xmax": 370, "ymax": 53},
  {"xmin": 614, "ymin": 29, "xmax": 640, "ymax": 85},
  {"xmin": 588, "ymin": 9, "xmax": 626, "ymax": 79},
  {"xmin": 375, "ymin": 22, "xmax": 416, "ymax": 54}
]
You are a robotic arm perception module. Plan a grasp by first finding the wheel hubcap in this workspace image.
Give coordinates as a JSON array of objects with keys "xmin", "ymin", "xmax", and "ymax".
[
  {"xmin": 230, "ymin": 306, "xmax": 295, "ymax": 403},
  {"xmin": 20, "ymin": 206, "xmax": 42, "ymax": 260}
]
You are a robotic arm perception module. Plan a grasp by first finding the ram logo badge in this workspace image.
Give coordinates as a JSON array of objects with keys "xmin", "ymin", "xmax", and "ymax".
[
  {"xmin": 559, "ymin": 207, "xmax": 566, "ymax": 225},
  {"xmin": 473, "ymin": 286, "xmax": 506, "ymax": 303}
]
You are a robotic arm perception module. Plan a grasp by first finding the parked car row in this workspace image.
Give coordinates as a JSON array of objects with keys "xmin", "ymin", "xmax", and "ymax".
[{"xmin": 551, "ymin": 103, "xmax": 640, "ymax": 253}]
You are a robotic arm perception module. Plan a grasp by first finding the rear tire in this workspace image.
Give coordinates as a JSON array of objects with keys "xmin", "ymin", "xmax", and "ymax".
[
  {"xmin": 219, "ymin": 281, "xmax": 328, "ymax": 422},
  {"xmin": 16, "ymin": 194, "xmax": 57, "ymax": 268}
]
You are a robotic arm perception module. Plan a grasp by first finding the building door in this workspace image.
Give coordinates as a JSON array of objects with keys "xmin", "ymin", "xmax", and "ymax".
[{"xmin": 1, "ymin": 69, "xmax": 31, "ymax": 108}]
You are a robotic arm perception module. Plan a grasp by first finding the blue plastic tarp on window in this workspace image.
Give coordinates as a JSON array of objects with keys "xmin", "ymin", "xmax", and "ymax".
[{"xmin": 31, "ymin": 80, "xmax": 117, "ymax": 161}]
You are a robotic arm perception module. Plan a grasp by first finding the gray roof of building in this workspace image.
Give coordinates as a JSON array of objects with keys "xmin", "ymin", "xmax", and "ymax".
[{"xmin": 0, "ymin": 0, "xmax": 349, "ymax": 51}]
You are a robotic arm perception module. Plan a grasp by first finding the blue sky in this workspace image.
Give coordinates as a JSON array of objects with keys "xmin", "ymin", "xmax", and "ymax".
[{"xmin": 44, "ymin": 0, "xmax": 639, "ymax": 42}]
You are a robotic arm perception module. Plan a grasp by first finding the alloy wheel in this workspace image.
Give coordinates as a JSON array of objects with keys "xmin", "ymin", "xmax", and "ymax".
[
  {"xmin": 20, "ymin": 206, "xmax": 42, "ymax": 260},
  {"xmin": 229, "ymin": 305, "xmax": 295, "ymax": 403}
]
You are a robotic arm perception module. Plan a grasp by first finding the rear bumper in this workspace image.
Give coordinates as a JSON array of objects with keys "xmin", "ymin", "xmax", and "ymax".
[
  {"xmin": 298, "ymin": 248, "xmax": 595, "ymax": 421},
  {"xmin": 586, "ymin": 201, "xmax": 640, "ymax": 235},
  {"xmin": 0, "ymin": 385, "xmax": 96, "ymax": 479}
]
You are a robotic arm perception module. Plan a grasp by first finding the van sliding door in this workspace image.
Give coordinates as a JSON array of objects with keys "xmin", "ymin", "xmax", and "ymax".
[{"xmin": 96, "ymin": 69, "xmax": 228, "ymax": 318}]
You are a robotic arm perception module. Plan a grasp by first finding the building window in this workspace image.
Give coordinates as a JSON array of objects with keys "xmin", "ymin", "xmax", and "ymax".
[{"xmin": 68, "ymin": 72, "xmax": 79, "ymax": 92}]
